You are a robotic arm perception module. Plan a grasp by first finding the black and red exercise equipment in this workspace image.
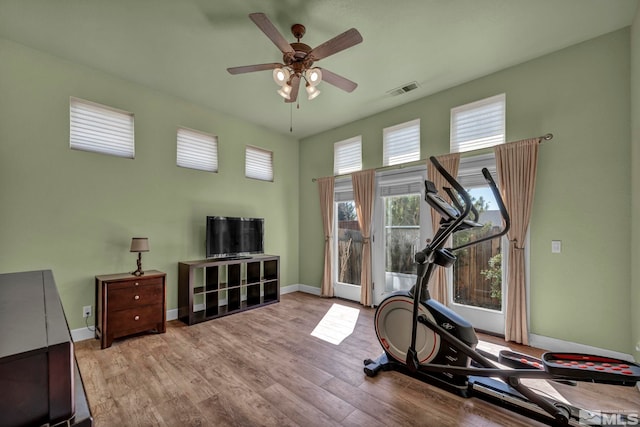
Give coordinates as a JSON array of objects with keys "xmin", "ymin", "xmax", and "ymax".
[{"xmin": 364, "ymin": 157, "xmax": 640, "ymax": 426}]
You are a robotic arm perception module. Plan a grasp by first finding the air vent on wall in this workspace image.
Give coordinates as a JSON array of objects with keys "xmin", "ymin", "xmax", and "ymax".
[{"xmin": 387, "ymin": 81, "xmax": 420, "ymax": 96}]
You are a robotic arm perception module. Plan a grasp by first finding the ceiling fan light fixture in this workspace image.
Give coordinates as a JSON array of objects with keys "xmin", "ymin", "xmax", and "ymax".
[
  {"xmin": 306, "ymin": 83, "xmax": 321, "ymax": 100},
  {"xmin": 273, "ymin": 67, "xmax": 290, "ymax": 86},
  {"xmin": 305, "ymin": 68, "xmax": 322, "ymax": 86},
  {"xmin": 277, "ymin": 83, "xmax": 292, "ymax": 99}
]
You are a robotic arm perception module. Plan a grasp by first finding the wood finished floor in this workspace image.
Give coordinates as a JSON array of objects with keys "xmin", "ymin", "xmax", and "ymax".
[{"xmin": 75, "ymin": 292, "xmax": 640, "ymax": 426}]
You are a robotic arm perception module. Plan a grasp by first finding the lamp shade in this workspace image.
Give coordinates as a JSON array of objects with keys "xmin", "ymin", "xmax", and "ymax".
[{"xmin": 130, "ymin": 237, "xmax": 149, "ymax": 252}]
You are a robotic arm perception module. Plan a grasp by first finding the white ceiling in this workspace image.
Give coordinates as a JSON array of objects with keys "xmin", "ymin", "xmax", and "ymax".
[{"xmin": 0, "ymin": 0, "xmax": 637, "ymax": 138}]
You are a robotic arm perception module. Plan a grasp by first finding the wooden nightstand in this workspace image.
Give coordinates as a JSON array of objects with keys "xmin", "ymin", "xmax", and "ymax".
[{"xmin": 95, "ymin": 270, "xmax": 166, "ymax": 349}]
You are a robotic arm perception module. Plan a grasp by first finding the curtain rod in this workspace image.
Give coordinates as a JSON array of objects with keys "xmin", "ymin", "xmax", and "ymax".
[{"xmin": 311, "ymin": 133, "xmax": 553, "ymax": 182}]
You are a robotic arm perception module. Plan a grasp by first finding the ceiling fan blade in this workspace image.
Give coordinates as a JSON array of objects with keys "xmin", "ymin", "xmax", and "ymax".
[
  {"xmin": 308, "ymin": 28, "xmax": 363, "ymax": 61},
  {"xmin": 318, "ymin": 68, "xmax": 358, "ymax": 93},
  {"xmin": 249, "ymin": 13, "xmax": 295, "ymax": 55},
  {"xmin": 285, "ymin": 75, "xmax": 300, "ymax": 103},
  {"xmin": 227, "ymin": 63, "xmax": 282, "ymax": 75}
]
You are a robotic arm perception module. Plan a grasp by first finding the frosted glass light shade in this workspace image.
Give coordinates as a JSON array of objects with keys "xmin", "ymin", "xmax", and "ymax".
[
  {"xmin": 272, "ymin": 68, "xmax": 290, "ymax": 86},
  {"xmin": 305, "ymin": 68, "xmax": 322, "ymax": 86}
]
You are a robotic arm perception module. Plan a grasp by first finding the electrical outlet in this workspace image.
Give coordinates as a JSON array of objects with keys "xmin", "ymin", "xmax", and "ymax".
[{"xmin": 83, "ymin": 305, "xmax": 92, "ymax": 318}]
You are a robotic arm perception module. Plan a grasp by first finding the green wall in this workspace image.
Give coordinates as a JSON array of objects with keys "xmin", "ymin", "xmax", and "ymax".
[
  {"xmin": 0, "ymin": 38, "xmax": 300, "ymax": 330},
  {"xmin": 631, "ymin": 5, "xmax": 640, "ymax": 362},
  {"xmin": 0, "ymin": 20, "xmax": 636, "ymax": 356},
  {"xmin": 299, "ymin": 29, "xmax": 632, "ymax": 354}
]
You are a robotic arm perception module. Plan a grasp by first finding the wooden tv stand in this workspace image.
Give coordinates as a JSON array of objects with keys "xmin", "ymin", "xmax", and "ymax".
[{"xmin": 178, "ymin": 255, "xmax": 279, "ymax": 325}]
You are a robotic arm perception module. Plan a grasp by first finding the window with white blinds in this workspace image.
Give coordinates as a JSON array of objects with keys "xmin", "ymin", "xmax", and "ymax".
[
  {"xmin": 245, "ymin": 145, "xmax": 273, "ymax": 182},
  {"xmin": 69, "ymin": 97, "xmax": 134, "ymax": 158},
  {"xmin": 176, "ymin": 127, "xmax": 218, "ymax": 172},
  {"xmin": 334, "ymin": 136, "xmax": 362, "ymax": 175},
  {"xmin": 383, "ymin": 119, "xmax": 420, "ymax": 166},
  {"xmin": 450, "ymin": 93, "xmax": 505, "ymax": 153}
]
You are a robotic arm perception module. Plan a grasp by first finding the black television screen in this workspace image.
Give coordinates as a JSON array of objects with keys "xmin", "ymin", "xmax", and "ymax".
[{"xmin": 206, "ymin": 216, "xmax": 264, "ymax": 258}]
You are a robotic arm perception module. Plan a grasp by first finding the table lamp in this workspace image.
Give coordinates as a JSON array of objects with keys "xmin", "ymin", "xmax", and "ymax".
[{"xmin": 130, "ymin": 237, "xmax": 149, "ymax": 276}]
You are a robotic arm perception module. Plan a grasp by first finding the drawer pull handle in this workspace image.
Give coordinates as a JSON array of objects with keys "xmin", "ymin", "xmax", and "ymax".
[
  {"xmin": 135, "ymin": 282, "xmax": 139, "ymax": 286},
  {"xmin": 134, "ymin": 315, "xmax": 140, "ymax": 321},
  {"xmin": 134, "ymin": 295, "xmax": 140, "ymax": 300}
]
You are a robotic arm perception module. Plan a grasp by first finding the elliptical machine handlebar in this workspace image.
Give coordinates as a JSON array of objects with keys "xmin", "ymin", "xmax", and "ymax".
[
  {"xmin": 418, "ymin": 157, "xmax": 511, "ymax": 263},
  {"xmin": 415, "ymin": 156, "xmax": 473, "ymax": 265},
  {"xmin": 450, "ymin": 167, "xmax": 511, "ymax": 252}
]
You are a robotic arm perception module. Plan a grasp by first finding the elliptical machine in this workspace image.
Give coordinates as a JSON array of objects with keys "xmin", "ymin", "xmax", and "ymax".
[{"xmin": 364, "ymin": 156, "xmax": 640, "ymax": 426}]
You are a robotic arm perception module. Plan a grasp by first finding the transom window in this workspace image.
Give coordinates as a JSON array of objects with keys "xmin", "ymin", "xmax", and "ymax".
[
  {"xmin": 383, "ymin": 119, "xmax": 420, "ymax": 166},
  {"xmin": 69, "ymin": 97, "xmax": 134, "ymax": 158},
  {"xmin": 334, "ymin": 136, "xmax": 362, "ymax": 175},
  {"xmin": 450, "ymin": 93, "xmax": 505, "ymax": 153},
  {"xmin": 245, "ymin": 145, "xmax": 274, "ymax": 182},
  {"xmin": 176, "ymin": 127, "xmax": 218, "ymax": 172}
]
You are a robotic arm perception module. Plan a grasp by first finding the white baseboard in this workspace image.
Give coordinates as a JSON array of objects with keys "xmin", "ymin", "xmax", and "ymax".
[
  {"xmin": 71, "ymin": 285, "xmax": 323, "ymax": 342},
  {"xmin": 72, "ymin": 309, "xmax": 180, "ymax": 343},
  {"xmin": 71, "ymin": 327, "xmax": 96, "ymax": 342},
  {"xmin": 529, "ymin": 333, "xmax": 635, "ymax": 362},
  {"xmin": 281, "ymin": 283, "xmax": 321, "ymax": 295}
]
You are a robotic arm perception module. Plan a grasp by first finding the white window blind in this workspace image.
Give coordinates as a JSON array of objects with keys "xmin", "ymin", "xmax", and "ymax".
[
  {"xmin": 334, "ymin": 178, "xmax": 354, "ymax": 202},
  {"xmin": 69, "ymin": 97, "xmax": 134, "ymax": 158},
  {"xmin": 176, "ymin": 127, "xmax": 218, "ymax": 172},
  {"xmin": 334, "ymin": 136, "xmax": 362, "ymax": 175},
  {"xmin": 457, "ymin": 153, "xmax": 497, "ymax": 188},
  {"xmin": 383, "ymin": 119, "xmax": 420, "ymax": 166},
  {"xmin": 245, "ymin": 145, "xmax": 273, "ymax": 182},
  {"xmin": 450, "ymin": 93, "xmax": 505, "ymax": 153}
]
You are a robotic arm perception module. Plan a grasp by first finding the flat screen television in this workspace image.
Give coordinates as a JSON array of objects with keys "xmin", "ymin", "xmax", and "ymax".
[{"xmin": 206, "ymin": 216, "xmax": 264, "ymax": 259}]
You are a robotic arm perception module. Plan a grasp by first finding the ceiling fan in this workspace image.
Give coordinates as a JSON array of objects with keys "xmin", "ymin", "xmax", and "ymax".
[{"xmin": 227, "ymin": 13, "xmax": 363, "ymax": 103}]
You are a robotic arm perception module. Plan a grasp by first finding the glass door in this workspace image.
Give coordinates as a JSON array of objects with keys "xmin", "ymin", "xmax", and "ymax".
[
  {"xmin": 448, "ymin": 154, "xmax": 505, "ymax": 334},
  {"xmin": 373, "ymin": 169, "xmax": 430, "ymax": 306},
  {"xmin": 334, "ymin": 179, "xmax": 363, "ymax": 302}
]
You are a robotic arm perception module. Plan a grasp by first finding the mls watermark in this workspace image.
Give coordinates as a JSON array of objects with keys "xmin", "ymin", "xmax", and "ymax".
[{"xmin": 580, "ymin": 410, "xmax": 639, "ymax": 426}]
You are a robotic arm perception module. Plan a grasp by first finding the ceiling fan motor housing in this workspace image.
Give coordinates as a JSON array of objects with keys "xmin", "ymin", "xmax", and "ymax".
[{"xmin": 284, "ymin": 46, "xmax": 312, "ymax": 73}]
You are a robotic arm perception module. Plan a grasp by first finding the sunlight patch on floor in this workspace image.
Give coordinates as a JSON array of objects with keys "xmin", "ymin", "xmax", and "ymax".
[{"xmin": 310, "ymin": 303, "xmax": 360, "ymax": 345}]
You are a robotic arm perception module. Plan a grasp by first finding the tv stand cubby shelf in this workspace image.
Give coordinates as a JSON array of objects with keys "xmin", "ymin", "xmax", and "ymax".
[{"xmin": 178, "ymin": 255, "xmax": 280, "ymax": 325}]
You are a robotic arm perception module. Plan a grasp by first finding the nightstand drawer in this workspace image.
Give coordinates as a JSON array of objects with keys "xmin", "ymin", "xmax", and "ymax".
[
  {"xmin": 107, "ymin": 276, "xmax": 163, "ymax": 291},
  {"xmin": 107, "ymin": 283, "xmax": 163, "ymax": 311},
  {"xmin": 108, "ymin": 304, "xmax": 163, "ymax": 335}
]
